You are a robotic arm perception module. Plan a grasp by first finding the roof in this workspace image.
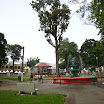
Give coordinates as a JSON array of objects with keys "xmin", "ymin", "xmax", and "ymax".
[{"xmin": 35, "ymin": 63, "xmax": 51, "ymax": 67}]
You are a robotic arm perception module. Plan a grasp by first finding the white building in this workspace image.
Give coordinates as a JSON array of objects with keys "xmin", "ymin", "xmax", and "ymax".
[{"xmin": 0, "ymin": 61, "xmax": 27, "ymax": 73}]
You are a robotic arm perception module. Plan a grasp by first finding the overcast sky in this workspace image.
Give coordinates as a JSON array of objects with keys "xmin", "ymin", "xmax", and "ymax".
[{"xmin": 0, "ymin": 0, "xmax": 100, "ymax": 64}]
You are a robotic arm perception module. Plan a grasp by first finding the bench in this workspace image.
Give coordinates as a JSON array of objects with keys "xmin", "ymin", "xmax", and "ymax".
[{"xmin": 17, "ymin": 83, "xmax": 38, "ymax": 95}]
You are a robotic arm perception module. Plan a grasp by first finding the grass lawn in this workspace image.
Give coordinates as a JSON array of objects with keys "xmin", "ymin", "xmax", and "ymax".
[
  {"xmin": 0, "ymin": 91, "xmax": 66, "ymax": 104},
  {"xmin": 0, "ymin": 74, "xmax": 102, "ymax": 81},
  {"xmin": 0, "ymin": 76, "xmax": 18, "ymax": 81},
  {"xmin": 0, "ymin": 75, "xmax": 52, "ymax": 81},
  {"xmin": 0, "ymin": 75, "xmax": 67, "ymax": 81}
]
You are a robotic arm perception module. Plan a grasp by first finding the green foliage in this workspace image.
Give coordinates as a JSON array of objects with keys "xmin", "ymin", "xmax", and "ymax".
[
  {"xmin": 59, "ymin": 61, "xmax": 66, "ymax": 69},
  {"xmin": 80, "ymin": 39, "xmax": 104, "ymax": 68},
  {"xmin": 31, "ymin": 0, "xmax": 70, "ymax": 48},
  {"xmin": 0, "ymin": 32, "xmax": 8, "ymax": 68},
  {"xmin": 27, "ymin": 57, "xmax": 40, "ymax": 68},
  {"xmin": 7, "ymin": 44, "xmax": 22, "ymax": 72},
  {"xmin": 76, "ymin": 0, "xmax": 104, "ymax": 36},
  {"xmin": 87, "ymin": 0, "xmax": 104, "ymax": 36},
  {"xmin": 58, "ymin": 38, "xmax": 78, "ymax": 72},
  {"xmin": 7, "ymin": 44, "xmax": 22, "ymax": 61},
  {"xmin": 59, "ymin": 38, "xmax": 78, "ymax": 60},
  {"xmin": 95, "ymin": 39, "xmax": 104, "ymax": 66},
  {"xmin": 0, "ymin": 91, "xmax": 66, "ymax": 104},
  {"xmin": 80, "ymin": 39, "xmax": 98, "ymax": 67}
]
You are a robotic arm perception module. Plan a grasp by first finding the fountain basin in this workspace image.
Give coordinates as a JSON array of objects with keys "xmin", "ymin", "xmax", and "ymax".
[{"xmin": 53, "ymin": 76, "xmax": 98, "ymax": 84}]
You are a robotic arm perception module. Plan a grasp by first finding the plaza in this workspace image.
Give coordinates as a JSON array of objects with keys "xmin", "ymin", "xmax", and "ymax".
[{"xmin": 0, "ymin": 78, "xmax": 104, "ymax": 104}]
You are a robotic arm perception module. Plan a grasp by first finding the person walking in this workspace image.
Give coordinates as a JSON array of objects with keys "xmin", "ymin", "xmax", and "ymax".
[
  {"xmin": 30, "ymin": 73, "xmax": 33, "ymax": 83},
  {"xmin": 38, "ymin": 74, "xmax": 43, "ymax": 83}
]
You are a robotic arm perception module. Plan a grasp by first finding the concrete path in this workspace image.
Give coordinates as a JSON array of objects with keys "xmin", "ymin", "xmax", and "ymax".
[{"xmin": 0, "ymin": 78, "xmax": 104, "ymax": 104}]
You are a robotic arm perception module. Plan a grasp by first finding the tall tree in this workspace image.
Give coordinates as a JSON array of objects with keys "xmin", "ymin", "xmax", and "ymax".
[
  {"xmin": 30, "ymin": 0, "xmax": 71, "ymax": 77},
  {"xmin": 27, "ymin": 57, "xmax": 40, "ymax": 71},
  {"xmin": 58, "ymin": 38, "xmax": 78, "ymax": 73},
  {"xmin": 0, "ymin": 32, "xmax": 8, "ymax": 69},
  {"xmin": 7, "ymin": 44, "xmax": 22, "ymax": 73}
]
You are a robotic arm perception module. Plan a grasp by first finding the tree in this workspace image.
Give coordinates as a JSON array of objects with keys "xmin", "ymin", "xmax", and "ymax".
[
  {"xmin": 71, "ymin": 0, "xmax": 104, "ymax": 37},
  {"xmin": 7, "ymin": 44, "xmax": 22, "ymax": 73},
  {"xmin": 94, "ymin": 39, "xmax": 104, "ymax": 67},
  {"xmin": 80, "ymin": 39, "xmax": 98, "ymax": 68},
  {"xmin": 58, "ymin": 38, "xmax": 78, "ymax": 73},
  {"xmin": 59, "ymin": 61, "xmax": 66, "ymax": 70},
  {"xmin": 86, "ymin": 0, "xmax": 104, "ymax": 36},
  {"xmin": 30, "ymin": 0, "xmax": 71, "ymax": 77},
  {"xmin": 27, "ymin": 57, "xmax": 40, "ymax": 71},
  {"xmin": 80, "ymin": 38, "xmax": 104, "ymax": 72},
  {"xmin": 0, "ymin": 32, "xmax": 8, "ymax": 69}
]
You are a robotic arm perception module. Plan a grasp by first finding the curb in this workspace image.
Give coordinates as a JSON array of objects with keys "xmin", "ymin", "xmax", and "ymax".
[{"xmin": 65, "ymin": 94, "xmax": 76, "ymax": 104}]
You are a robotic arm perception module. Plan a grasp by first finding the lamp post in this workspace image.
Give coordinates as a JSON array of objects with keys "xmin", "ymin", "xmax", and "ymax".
[
  {"xmin": 20, "ymin": 47, "xmax": 24, "ymax": 82},
  {"xmin": 96, "ymin": 57, "xmax": 98, "ymax": 68},
  {"xmin": 22, "ymin": 47, "xmax": 24, "ymax": 72},
  {"xmin": 96, "ymin": 57, "xmax": 99, "ymax": 77}
]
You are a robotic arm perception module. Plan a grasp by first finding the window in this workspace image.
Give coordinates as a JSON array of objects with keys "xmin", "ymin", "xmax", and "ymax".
[
  {"xmin": 6, "ymin": 66, "xmax": 8, "ymax": 69},
  {"xmin": 15, "ymin": 66, "xmax": 17, "ymax": 69},
  {"xmin": 10, "ymin": 66, "xmax": 13, "ymax": 69},
  {"xmin": 2, "ymin": 66, "xmax": 4, "ymax": 68},
  {"xmin": 18, "ymin": 66, "xmax": 20, "ymax": 69}
]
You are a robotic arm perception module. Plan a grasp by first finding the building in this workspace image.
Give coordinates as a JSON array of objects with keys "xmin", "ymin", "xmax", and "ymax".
[{"xmin": 0, "ymin": 61, "xmax": 27, "ymax": 73}]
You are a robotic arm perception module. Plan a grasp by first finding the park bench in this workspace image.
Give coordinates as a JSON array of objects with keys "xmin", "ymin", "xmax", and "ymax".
[{"xmin": 17, "ymin": 83, "xmax": 38, "ymax": 95}]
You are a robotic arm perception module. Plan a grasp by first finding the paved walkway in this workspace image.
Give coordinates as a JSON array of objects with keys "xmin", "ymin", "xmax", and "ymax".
[{"xmin": 0, "ymin": 78, "xmax": 104, "ymax": 104}]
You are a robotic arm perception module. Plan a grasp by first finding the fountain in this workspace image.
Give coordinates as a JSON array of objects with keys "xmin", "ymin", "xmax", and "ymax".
[
  {"xmin": 70, "ymin": 57, "xmax": 79, "ymax": 78},
  {"xmin": 53, "ymin": 57, "xmax": 98, "ymax": 84}
]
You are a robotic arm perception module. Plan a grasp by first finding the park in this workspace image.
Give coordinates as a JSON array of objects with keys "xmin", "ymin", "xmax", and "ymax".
[
  {"xmin": 0, "ymin": 0, "xmax": 104, "ymax": 104},
  {"xmin": 0, "ymin": 68, "xmax": 104, "ymax": 104}
]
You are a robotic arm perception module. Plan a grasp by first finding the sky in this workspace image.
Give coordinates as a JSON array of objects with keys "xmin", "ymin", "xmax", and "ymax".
[{"xmin": 0, "ymin": 0, "xmax": 100, "ymax": 64}]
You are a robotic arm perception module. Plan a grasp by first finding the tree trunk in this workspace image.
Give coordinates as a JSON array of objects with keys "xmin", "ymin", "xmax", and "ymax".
[
  {"xmin": 13, "ymin": 59, "xmax": 15, "ymax": 73},
  {"xmin": 55, "ymin": 36, "xmax": 59, "ymax": 77},
  {"xmin": 65, "ymin": 58, "xmax": 68, "ymax": 73},
  {"xmin": 56, "ymin": 46, "xmax": 59, "ymax": 77}
]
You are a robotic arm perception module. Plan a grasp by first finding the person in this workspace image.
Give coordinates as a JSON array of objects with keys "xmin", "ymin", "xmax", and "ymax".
[
  {"xmin": 38, "ymin": 74, "xmax": 43, "ymax": 83},
  {"xmin": 30, "ymin": 73, "xmax": 33, "ymax": 82},
  {"xmin": 38, "ymin": 74, "xmax": 40, "ymax": 81}
]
